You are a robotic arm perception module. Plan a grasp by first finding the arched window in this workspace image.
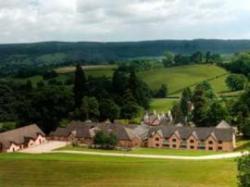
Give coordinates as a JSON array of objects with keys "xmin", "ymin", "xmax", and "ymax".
[
  {"xmin": 172, "ymin": 138, "xmax": 176, "ymax": 142},
  {"xmin": 209, "ymin": 141, "xmax": 213, "ymax": 145},
  {"xmin": 190, "ymin": 139, "xmax": 194, "ymax": 143},
  {"xmin": 155, "ymin": 137, "xmax": 159, "ymax": 141}
]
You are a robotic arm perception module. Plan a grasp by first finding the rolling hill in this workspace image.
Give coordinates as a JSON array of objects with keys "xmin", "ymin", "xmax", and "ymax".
[{"xmin": 1, "ymin": 39, "xmax": 250, "ymax": 73}]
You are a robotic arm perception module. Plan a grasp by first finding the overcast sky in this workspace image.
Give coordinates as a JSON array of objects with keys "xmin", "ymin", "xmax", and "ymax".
[{"xmin": 0, "ymin": 0, "xmax": 250, "ymax": 43}]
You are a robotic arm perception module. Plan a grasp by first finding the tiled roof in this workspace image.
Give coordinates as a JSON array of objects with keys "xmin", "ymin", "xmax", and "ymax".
[
  {"xmin": 0, "ymin": 124, "xmax": 44, "ymax": 150},
  {"xmin": 50, "ymin": 128, "xmax": 69, "ymax": 137},
  {"xmin": 148, "ymin": 123, "xmax": 234, "ymax": 142}
]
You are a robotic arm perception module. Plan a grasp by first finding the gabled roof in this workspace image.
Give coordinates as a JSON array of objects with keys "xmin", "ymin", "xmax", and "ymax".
[
  {"xmin": 133, "ymin": 124, "xmax": 150, "ymax": 140},
  {"xmin": 50, "ymin": 128, "xmax": 69, "ymax": 137},
  {"xmin": 74, "ymin": 126, "xmax": 92, "ymax": 139},
  {"xmin": 160, "ymin": 126, "xmax": 176, "ymax": 138},
  {"xmin": 213, "ymin": 128, "xmax": 234, "ymax": 141},
  {"xmin": 50, "ymin": 121, "xmax": 96, "ymax": 139},
  {"xmin": 194, "ymin": 127, "xmax": 214, "ymax": 141},
  {"xmin": 0, "ymin": 124, "xmax": 44, "ymax": 150},
  {"xmin": 216, "ymin": 120, "xmax": 231, "ymax": 129},
  {"xmin": 147, "ymin": 125, "xmax": 234, "ymax": 142},
  {"xmin": 176, "ymin": 127, "xmax": 193, "ymax": 140},
  {"xmin": 148, "ymin": 126, "xmax": 176, "ymax": 138}
]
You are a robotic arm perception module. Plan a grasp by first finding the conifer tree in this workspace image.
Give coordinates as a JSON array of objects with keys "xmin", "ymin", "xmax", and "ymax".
[{"xmin": 74, "ymin": 64, "xmax": 87, "ymax": 108}]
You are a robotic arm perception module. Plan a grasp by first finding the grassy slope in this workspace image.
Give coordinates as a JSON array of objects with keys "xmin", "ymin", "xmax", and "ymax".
[
  {"xmin": 138, "ymin": 64, "xmax": 229, "ymax": 95},
  {"xmin": 0, "ymin": 153, "xmax": 237, "ymax": 187}
]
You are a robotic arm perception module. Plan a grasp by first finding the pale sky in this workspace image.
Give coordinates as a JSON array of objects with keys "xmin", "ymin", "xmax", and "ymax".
[{"xmin": 0, "ymin": 0, "xmax": 250, "ymax": 43}]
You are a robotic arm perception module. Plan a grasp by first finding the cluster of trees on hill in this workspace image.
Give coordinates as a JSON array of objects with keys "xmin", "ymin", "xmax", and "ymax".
[
  {"xmin": 224, "ymin": 52, "xmax": 250, "ymax": 78},
  {"xmin": 162, "ymin": 51, "xmax": 222, "ymax": 67},
  {"xmin": 226, "ymin": 74, "xmax": 248, "ymax": 91},
  {"xmin": 0, "ymin": 64, "xmax": 152, "ymax": 133},
  {"xmin": 172, "ymin": 81, "xmax": 250, "ymax": 137}
]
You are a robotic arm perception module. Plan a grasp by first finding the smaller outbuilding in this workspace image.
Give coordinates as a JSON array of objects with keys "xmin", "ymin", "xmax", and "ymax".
[{"xmin": 0, "ymin": 124, "xmax": 46, "ymax": 152}]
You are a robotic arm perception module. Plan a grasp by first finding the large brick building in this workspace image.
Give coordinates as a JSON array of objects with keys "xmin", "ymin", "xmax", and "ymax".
[
  {"xmin": 50, "ymin": 120, "xmax": 236, "ymax": 152},
  {"xmin": 147, "ymin": 121, "xmax": 236, "ymax": 151},
  {"xmin": 50, "ymin": 121, "xmax": 141, "ymax": 148}
]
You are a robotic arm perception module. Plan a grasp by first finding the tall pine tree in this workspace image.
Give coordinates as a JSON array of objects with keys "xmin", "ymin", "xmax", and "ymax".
[
  {"xmin": 180, "ymin": 87, "xmax": 192, "ymax": 123},
  {"xmin": 192, "ymin": 86, "xmax": 208, "ymax": 126},
  {"xmin": 74, "ymin": 64, "xmax": 87, "ymax": 108},
  {"xmin": 128, "ymin": 70, "xmax": 151, "ymax": 109}
]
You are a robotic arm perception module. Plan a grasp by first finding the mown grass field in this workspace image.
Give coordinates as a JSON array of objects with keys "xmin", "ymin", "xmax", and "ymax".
[
  {"xmin": 0, "ymin": 153, "xmax": 237, "ymax": 187},
  {"xmin": 138, "ymin": 64, "xmax": 229, "ymax": 95}
]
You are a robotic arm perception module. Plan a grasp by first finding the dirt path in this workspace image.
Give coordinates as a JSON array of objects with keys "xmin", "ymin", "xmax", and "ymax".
[{"xmin": 52, "ymin": 150, "xmax": 249, "ymax": 160}]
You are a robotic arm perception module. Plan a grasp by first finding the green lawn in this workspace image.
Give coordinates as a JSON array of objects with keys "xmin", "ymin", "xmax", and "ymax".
[
  {"xmin": 0, "ymin": 153, "xmax": 237, "ymax": 187},
  {"xmin": 207, "ymin": 74, "xmax": 229, "ymax": 93},
  {"xmin": 138, "ymin": 64, "xmax": 228, "ymax": 95},
  {"xmin": 150, "ymin": 98, "xmax": 178, "ymax": 112},
  {"xmin": 235, "ymin": 140, "xmax": 250, "ymax": 151},
  {"xmin": 59, "ymin": 145, "xmax": 224, "ymax": 156}
]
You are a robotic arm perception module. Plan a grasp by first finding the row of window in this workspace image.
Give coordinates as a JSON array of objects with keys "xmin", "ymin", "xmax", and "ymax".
[
  {"xmin": 158, "ymin": 144, "xmax": 224, "ymax": 151},
  {"xmin": 154, "ymin": 137, "xmax": 223, "ymax": 145}
]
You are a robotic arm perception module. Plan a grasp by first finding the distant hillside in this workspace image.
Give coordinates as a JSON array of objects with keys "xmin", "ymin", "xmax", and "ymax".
[
  {"xmin": 1, "ymin": 39, "xmax": 250, "ymax": 60},
  {"xmin": 1, "ymin": 39, "xmax": 250, "ymax": 76}
]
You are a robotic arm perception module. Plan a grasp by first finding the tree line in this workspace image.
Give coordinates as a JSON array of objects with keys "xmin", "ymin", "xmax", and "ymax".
[{"xmin": 162, "ymin": 51, "xmax": 222, "ymax": 67}]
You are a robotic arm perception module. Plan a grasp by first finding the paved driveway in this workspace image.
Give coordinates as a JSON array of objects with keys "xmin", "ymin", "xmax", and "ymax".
[{"xmin": 20, "ymin": 141, "xmax": 68, "ymax": 153}]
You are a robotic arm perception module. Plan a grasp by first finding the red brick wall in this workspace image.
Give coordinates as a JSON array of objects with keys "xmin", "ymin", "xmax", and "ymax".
[
  {"xmin": 148, "ymin": 133, "xmax": 163, "ymax": 148},
  {"xmin": 187, "ymin": 135, "xmax": 199, "ymax": 150},
  {"xmin": 168, "ymin": 134, "xmax": 181, "ymax": 149},
  {"xmin": 118, "ymin": 137, "xmax": 141, "ymax": 148},
  {"xmin": 205, "ymin": 136, "xmax": 218, "ymax": 151}
]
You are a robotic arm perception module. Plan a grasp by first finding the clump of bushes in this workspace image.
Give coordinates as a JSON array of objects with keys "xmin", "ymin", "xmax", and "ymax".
[{"xmin": 93, "ymin": 131, "xmax": 117, "ymax": 149}]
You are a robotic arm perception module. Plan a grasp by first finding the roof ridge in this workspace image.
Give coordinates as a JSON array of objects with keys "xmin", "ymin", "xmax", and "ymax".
[{"xmin": 0, "ymin": 124, "xmax": 38, "ymax": 136}]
